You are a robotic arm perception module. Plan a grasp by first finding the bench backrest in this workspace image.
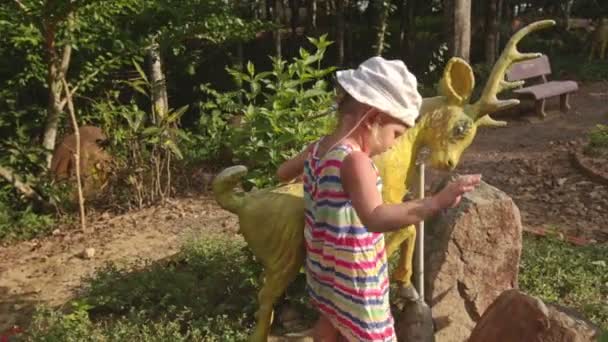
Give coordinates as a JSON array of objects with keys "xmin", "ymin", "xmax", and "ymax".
[{"xmin": 506, "ymin": 54, "xmax": 551, "ymax": 82}]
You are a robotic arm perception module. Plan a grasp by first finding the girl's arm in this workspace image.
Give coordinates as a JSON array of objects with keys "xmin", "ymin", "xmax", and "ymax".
[
  {"xmin": 342, "ymin": 151, "xmax": 481, "ymax": 233},
  {"xmin": 276, "ymin": 144, "xmax": 314, "ymax": 183}
]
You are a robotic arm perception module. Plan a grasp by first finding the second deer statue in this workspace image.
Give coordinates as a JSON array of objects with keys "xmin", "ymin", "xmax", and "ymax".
[{"xmin": 213, "ymin": 20, "xmax": 556, "ymax": 342}]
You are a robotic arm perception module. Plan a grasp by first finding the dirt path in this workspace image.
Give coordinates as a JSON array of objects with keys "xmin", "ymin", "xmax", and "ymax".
[
  {"xmin": 455, "ymin": 80, "xmax": 608, "ymax": 243},
  {"xmin": 0, "ymin": 82, "xmax": 606, "ymax": 333},
  {"xmin": 0, "ymin": 197, "xmax": 239, "ymax": 331}
]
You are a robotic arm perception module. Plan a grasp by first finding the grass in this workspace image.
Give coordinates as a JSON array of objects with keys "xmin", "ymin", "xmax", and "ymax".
[
  {"xmin": 585, "ymin": 124, "xmax": 608, "ymax": 157},
  {"xmin": 21, "ymin": 232, "xmax": 312, "ymax": 341},
  {"xmin": 519, "ymin": 235, "xmax": 608, "ymax": 331},
  {"xmin": 11, "ymin": 232, "xmax": 608, "ymax": 341}
]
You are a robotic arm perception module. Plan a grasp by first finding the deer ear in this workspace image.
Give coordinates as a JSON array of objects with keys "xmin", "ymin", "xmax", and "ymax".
[{"xmin": 439, "ymin": 57, "xmax": 475, "ymax": 105}]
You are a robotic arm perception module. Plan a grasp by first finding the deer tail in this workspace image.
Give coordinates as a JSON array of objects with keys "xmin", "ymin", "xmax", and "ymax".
[{"xmin": 212, "ymin": 165, "xmax": 248, "ymax": 214}]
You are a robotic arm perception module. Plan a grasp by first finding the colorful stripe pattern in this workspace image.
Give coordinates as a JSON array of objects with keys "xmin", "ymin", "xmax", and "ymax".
[{"xmin": 303, "ymin": 142, "xmax": 395, "ymax": 342}]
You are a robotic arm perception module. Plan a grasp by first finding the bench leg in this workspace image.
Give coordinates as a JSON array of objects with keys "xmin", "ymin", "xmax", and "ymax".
[
  {"xmin": 535, "ymin": 99, "xmax": 547, "ymax": 118},
  {"xmin": 560, "ymin": 93, "xmax": 571, "ymax": 112}
]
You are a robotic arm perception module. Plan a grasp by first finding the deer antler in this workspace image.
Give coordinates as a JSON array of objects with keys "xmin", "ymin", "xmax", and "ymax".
[{"xmin": 469, "ymin": 20, "xmax": 556, "ymax": 120}]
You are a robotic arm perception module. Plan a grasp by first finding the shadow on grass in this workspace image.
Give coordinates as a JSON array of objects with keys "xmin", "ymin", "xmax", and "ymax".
[{"xmin": 25, "ymin": 233, "xmax": 313, "ymax": 341}]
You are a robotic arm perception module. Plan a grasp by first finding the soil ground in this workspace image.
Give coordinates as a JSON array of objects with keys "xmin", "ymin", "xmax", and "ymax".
[{"xmin": 1, "ymin": 81, "xmax": 607, "ymax": 333}]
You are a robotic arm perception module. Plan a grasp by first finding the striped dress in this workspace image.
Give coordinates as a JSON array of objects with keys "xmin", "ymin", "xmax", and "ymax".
[{"xmin": 303, "ymin": 141, "xmax": 396, "ymax": 342}]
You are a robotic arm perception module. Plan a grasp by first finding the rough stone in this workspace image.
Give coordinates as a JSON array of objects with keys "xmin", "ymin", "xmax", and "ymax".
[
  {"xmin": 422, "ymin": 180, "xmax": 523, "ymax": 342},
  {"xmin": 468, "ymin": 289, "xmax": 601, "ymax": 342},
  {"xmin": 540, "ymin": 303, "xmax": 601, "ymax": 342}
]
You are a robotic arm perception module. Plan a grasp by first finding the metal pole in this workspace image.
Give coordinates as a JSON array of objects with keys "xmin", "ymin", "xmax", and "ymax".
[{"xmin": 415, "ymin": 162, "xmax": 425, "ymax": 298}]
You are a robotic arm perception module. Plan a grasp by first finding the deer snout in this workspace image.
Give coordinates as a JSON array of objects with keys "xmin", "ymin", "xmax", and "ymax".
[{"xmin": 446, "ymin": 158, "xmax": 458, "ymax": 171}]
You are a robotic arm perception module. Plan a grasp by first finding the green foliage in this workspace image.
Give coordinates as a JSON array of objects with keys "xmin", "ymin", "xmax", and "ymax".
[
  {"xmin": 0, "ymin": 0, "xmax": 271, "ymax": 217},
  {"xmin": 549, "ymin": 55, "xmax": 608, "ymax": 82},
  {"xmin": 588, "ymin": 124, "xmax": 608, "ymax": 150},
  {"xmin": 0, "ymin": 120, "xmax": 65, "ymax": 241},
  {"xmin": 26, "ymin": 303, "xmax": 213, "ymax": 341},
  {"xmin": 0, "ymin": 198, "xmax": 54, "ymax": 241},
  {"xmin": 86, "ymin": 61, "xmax": 190, "ymax": 209},
  {"xmin": 520, "ymin": 235, "xmax": 608, "ymax": 330},
  {"xmin": 193, "ymin": 35, "xmax": 337, "ymax": 188},
  {"xmin": 26, "ymin": 233, "xmax": 264, "ymax": 340},
  {"xmin": 83, "ymin": 233, "xmax": 262, "ymax": 319}
]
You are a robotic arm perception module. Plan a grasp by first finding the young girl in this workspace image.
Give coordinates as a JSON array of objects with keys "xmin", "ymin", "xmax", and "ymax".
[{"xmin": 278, "ymin": 57, "xmax": 481, "ymax": 341}]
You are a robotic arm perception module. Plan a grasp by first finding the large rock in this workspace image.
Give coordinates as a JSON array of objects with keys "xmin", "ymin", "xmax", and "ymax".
[
  {"xmin": 422, "ymin": 180, "xmax": 523, "ymax": 342},
  {"xmin": 469, "ymin": 289, "xmax": 601, "ymax": 342},
  {"xmin": 468, "ymin": 289, "xmax": 550, "ymax": 341},
  {"xmin": 540, "ymin": 303, "xmax": 601, "ymax": 342}
]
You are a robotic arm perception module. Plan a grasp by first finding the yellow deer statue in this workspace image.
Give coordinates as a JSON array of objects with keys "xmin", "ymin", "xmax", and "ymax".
[{"xmin": 213, "ymin": 20, "xmax": 555, "ymax": 342}]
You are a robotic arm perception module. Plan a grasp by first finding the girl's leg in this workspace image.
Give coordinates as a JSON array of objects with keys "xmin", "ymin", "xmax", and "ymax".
[{"xmin": 313, "ymin": 314, "xmax": 339, "ymax": 342}]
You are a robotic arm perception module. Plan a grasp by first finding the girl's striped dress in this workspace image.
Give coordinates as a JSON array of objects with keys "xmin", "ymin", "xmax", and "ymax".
[{"xmin": 303, "ymin": 141, "xmax": 396, "ymax": 342}]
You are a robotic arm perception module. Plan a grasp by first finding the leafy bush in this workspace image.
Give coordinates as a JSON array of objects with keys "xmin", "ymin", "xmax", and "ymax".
[
  {"xmin": 549, "ymin": 54, "xmax": 608, "ymax": 81},
  {"xmin": 191, "ymin": 35, "xmax": 337, "ymax": 189},
  {"xmin": 0, "ymin": 197, "xmax": 55, "ymax": 241},
  {"xmin": 85, "ymin": 61, "xmax": 190, "ymax": 210},
  {"xmin": 0, "ymin": 114, "xmax": 65, "ymax": 241},
  {"xmin": 520, "ymin": 235, "xmax": 608, "ymax": 330}
]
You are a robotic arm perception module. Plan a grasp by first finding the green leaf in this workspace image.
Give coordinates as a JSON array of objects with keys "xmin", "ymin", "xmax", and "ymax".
[
  {"xmin": 166, "ymin": 105, "xmax": 189, "ymax": 124},
  {"xmin": 142, "ymin": 127, "xmax": 161, "ymax": 137},
  {"xmin": 247, "ymin": 61, "xmax": 255, "ymax": 76},
  {"xmin": 132, "ymin": 59, "xmax": 149, "ymax": 84},
  {"xmin": 130, "ymin": 83, "xmax": 149, "ymax": 98},
  {"xmin": 164, "ymin": 139, "xmax": 183, "ymax": 159}
]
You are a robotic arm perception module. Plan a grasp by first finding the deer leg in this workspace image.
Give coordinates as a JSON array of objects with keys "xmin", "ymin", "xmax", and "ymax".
[
  {"xmin": 535, "ymin": 99, "xmax": 546, "ymax": 118},
  {"xmin": 390, "ymin": 226, "xmax": 417, "ymax": 291},
  {"xmin": 560, "ymin": 93, "xmax": 571, "ymax": 112},
  {"xmin": 601, "ymin": 41, "xmax": 608, "ymax": 59},
  {"xmin": 249, "ymin": 265, "xmax": 301, "ymax": 342}
]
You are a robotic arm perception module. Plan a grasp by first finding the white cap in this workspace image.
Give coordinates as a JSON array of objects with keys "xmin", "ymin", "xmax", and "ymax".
[{"xmin": 336, "ymin": 56, "xmax": 422, "ymax": 127}]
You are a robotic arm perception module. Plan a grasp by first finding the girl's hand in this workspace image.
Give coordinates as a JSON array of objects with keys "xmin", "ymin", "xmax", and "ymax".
[{"xmin": 432, "ymin": 174, "xmax": 482, "ymax": 209}]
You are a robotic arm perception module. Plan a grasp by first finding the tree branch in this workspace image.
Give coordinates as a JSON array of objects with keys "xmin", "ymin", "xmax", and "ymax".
[
  {"xmin": 61, "ymin": 77, "xmax": 89, "ymax": 233},
  {"xmin": 0, "ymin": 165, "xmax": 45, "ymax": 203},
  {"xmin": 59, "ymin": 58, "xmax": 118, "ymax": 110}
]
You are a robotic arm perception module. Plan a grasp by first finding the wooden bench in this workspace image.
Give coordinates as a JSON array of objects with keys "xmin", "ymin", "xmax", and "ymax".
[{"xmin": 506, "ymin": 54, "xmax": 578, "ymax": 117}]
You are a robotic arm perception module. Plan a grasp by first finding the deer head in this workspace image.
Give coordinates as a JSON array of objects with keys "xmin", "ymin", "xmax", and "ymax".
[{"xmin": 416, "ymin": 20, "xmax": 555, "ymax": 171}]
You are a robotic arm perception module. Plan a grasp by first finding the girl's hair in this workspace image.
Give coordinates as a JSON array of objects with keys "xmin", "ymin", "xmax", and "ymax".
[
  {"xmin": 335, "ymin": 84, "xmax": 367, "ymax": 117},
  {"xmin": 335, "ymin": 83, "xmax": 382, "ymax": 146}
]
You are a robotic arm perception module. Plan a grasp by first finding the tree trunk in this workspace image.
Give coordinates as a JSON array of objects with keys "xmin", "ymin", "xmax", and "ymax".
[
  {"xmin": 345, "ymin": 0, "xmax": 353, "ymax": 66},
  {"xmin": 310, "ymin": 0, "xmax": 317, "ymax": 29},
  {"xmin": 453, "ymin": 0, "xmax": 471, "ymax": 61},
  {"xmin": 444, "ymin": 0, "xmax": 454, "ymax": 54},
  {"xmin": 260, "ymin": 0, "xmax": 267, "ymax": 19},
  {"xmin": 400, "ymin": 0, "xmax": 416, "ymax": 60},
  {"xmin": 336, "ymin": 0, "xmax": 345, "ymax": 65},
  {"xmin": 399, "ymin": 0, "xmax": 408, "ymax": 55},
  {"xmin": 42, "ymin": 19, "xmax": 72, "ymax": 168},
  {"xmin": 374, "ymin": 0, "xmax": 391, "ymax": 56},
  {"xmin": 275, "ymin": 0, "xmax": 283, "ymax": 58},
  {"xmin": 485, "ymin": 0, "xmax": 499, "ymax": 64},
  {"xmin": 148, "ymin": 40, "xmax": 168, "ymax": 122},
  {"xmin": 288, "ymin": 0, "xmax": 300, "ymax": 54},
  {"xmin": 496, "ymin": 0, "xmax": 504, "ymax": 55}
]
